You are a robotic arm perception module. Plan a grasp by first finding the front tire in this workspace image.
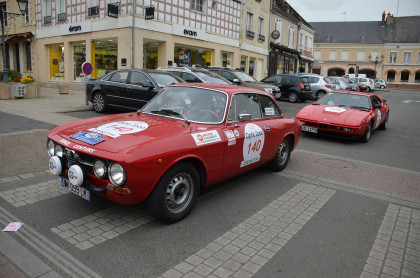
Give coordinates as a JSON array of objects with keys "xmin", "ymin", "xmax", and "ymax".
[
  {"xmin": 378, "ymin": 114, "xmax": 389, "ymax": 130},
  {"xmin": 288, "ymin": 92, "xmax": 299, "ymax": 103},
  {"xmin": 268, "ymin": 137, "xmax": 292, "ymax": 172},
  {"xmin": 361, "ymin": 122, "xmax": 372, "ymax": 143},
  {"xmin": 147, "ymin": 162, "xmax": 200, "ymax": 224},
  {"xmin": 92, "ymin": 92, "xmax": 108, "ymax": 113}
]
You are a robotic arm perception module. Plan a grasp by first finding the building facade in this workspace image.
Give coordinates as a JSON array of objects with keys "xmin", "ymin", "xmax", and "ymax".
[{"xmin": 311, "ymin": 13, "xmax": 420, "ymax": 88}]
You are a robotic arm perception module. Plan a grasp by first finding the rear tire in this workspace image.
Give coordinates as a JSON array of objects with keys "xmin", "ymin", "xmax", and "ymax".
[
  {"xmin": 361, "ymin": 122, "xmax": 372, "ymax": 143},
  {"xmin": 147, "ymin": 162, "xmax": 200, "ymax": 224},
  {"xmin": 380, "ymin": 85, "xmax": 385, "ymax": 89},
  {"xmin": 378, "ymin": 114, "xmax": 389, "ymax": 130},
  {"xmin": 366, "ymin": 87, "xmax": 371, "ymax": 92},
  {"xmin": 92, "ymin": 92, "xmax": 108, "ymax": 113},
  {"xmin": 288, "ymin": 92, "xmax": 299, "ymax": 103},
  {"xmin": 268, "ymin": 137, "xmax": 292, "ymax": 172}
]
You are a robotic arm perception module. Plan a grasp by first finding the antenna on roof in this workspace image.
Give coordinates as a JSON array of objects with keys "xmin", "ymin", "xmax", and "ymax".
[
  {"xmin": 396, "ymin": 0, "xmax": 400, "ymax": 17},
  {"xmin": 340, "ymin": 12, "xmax": 347, "ymax": 22}
]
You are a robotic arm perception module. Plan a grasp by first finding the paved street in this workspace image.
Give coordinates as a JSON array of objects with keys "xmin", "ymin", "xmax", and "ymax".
[{"xmin": 0, "ymin": 88, "xmax": 419, "ymax": 277}]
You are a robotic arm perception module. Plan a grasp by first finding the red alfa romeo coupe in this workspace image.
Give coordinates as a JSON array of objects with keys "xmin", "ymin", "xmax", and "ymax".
[
  {"xmin": 296, "ymin": 91, "xmax": 389, "ymax": 143},
  {"xmin": 47, "ymin": 84, "xmax": 302, "ymax": 223}
]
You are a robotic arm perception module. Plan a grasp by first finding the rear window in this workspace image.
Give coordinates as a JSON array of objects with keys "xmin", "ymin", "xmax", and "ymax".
[
  {"xmin": 148, "ymin": 72, "xmax": 183, "ymax": 87},
  {"xmin": 195, "ymin": 71, "xmax": 230, "ymax": 84},
  {"xmin": 323, "ymin": 77, "xmax": 332, "ymax": 84}
]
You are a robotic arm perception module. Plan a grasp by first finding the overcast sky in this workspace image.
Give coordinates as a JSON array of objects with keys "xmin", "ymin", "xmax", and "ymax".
[{"xmin": 286, "ymin": 0, "xmax": 420, "ymax": 22}]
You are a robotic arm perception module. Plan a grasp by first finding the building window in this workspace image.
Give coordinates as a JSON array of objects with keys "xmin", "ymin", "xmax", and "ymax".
[
  {"xmin": 329, "ymin": 50, "xmax": 337, "ymax": 61},
  {"xmin": 88, "ymin": 0, "xmax": 99, "ymax": 16},
  {"xmin": 357, "ymin": 50, "xmax": 365, "ymax": 61},
  {"xmin": 418, "ymin": 52, "xmax": 420, "ymax": 64},
  {"xmin": 400, "ymin": 71, "xmax": 409, "ymax": 83},
  {"xmin": 415, "ymin": 72, "xmax": 420, "ymax": 83},
  {"xmin": 26, "ymin": 41, "xmax": 32, "ymax": 71},
  {"xmin": 42, "ymin": 0, "xmax": 52, "ymax": 24},
  {"xmin": 314, "ymin": 50, "xmax": 321, "ymax": 60},
  {"xmin": 371, "ymin": 51, "xmax": 379, "ymax": 61},
  {"xmin": 304, "ymin": 35, "xmax": 308, "ymax": 50},
  {"xmin": 257, "ymin": 17, "xmax": 264, "ymax": 41},
  {"xmin": 299, "ymin": 33, "xmax": 303, "ymax": 48},
  {"xmin": 387, "ymin": 70, "xmax": 395, "ymax": 82},
  {"xmin": 275, "ymin": 20, "xmax": 282, "ymax": 44},
  {"xmin": 341, "ymin": 50, "xmax": 349, "ymax": 61},
  {"xmin": 403, "ymin": 52, "xmax": 411, "ymax": 64},
  {"xmin": 308, "ymin": 37, "xmax": 312, "ymax": 52},
  {"xmin": 288, "ymin": 26, "xmax": 294, "ymax": 48},
  {"xmin": 57, "ymin": 0, "xmax": 66, "ymax": 21},
  {"xmin": 246, "ymin": 12, "xmax": 254, "ymax": 39},
  {"xmin": 389, "ymin": 52, "xmax": 397, "ymax": 63},
  {"xmin": 191, "ymin": 0, "xmax": 204, "ymax": 12}
]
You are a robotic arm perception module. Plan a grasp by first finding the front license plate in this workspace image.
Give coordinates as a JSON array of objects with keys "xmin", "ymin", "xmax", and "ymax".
[
  {"xmin": 61, "ymin": 177, "xmax": 90, "ymax": 201},
  {"xmin": 302, "ymin": 126, "xmax": 318, "ymax": 133}
]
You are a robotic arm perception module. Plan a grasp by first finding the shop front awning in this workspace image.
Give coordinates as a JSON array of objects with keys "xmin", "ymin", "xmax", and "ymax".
[
  {"xmin": 269, "ymin": 42, "xmax": 300, "ymax": 57},
  {"xmin": 0, "ymin": 32, "xmax": 33, "ymax": 44}
]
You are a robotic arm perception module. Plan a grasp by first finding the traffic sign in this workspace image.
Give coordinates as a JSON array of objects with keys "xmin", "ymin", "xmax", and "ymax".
[{"xmin": 82, "ymin": 62, "xmax": 93, "ymax": 75}]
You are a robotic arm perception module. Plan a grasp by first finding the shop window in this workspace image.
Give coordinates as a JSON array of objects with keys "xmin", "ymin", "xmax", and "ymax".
[
  {"xmin": 221, "ymin": 52, "xmax": 232, "ymax": 67},
  {"xmin": 174, "ymin": 46, "xmax": 209, "ymax": 67},
  {"xmin": 249, "ymin": 58, "xmax": 255, "ymax": 76},
  {"xmin": 93, "ymin": 39, "xmax": 118, "ymax": 78},
  {"xmin": 73, "ymin": 43, "xmax": 86, "ymax": 81},
  {"xmin": 26, "ymin": 42, "xmax": 32, "ymax": 71},
  {"xmin": 49, "ymin": 45, "xmax": 64, "ymax": 81},
  {"xmin": 240, "ymin": 56, "xmax": 247, "ymax": 71},
  {"xmin": 387, "ymin": 70, "xmax": 395, "ymax": 82},
  {"xmin": 191, "ymin": 0, "xmax": 204, "ymax": 12},
  {"xmin": 400, "ymin": 71, "xmax": 409, "ymax": 83},
  {"xmin": 415, "ymin": 72, "xmax": 420, "ymax": 83}
]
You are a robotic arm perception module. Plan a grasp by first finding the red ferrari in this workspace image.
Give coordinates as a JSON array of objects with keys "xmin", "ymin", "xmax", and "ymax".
[
  {"xmin": 296, "ymin": 91, "xmax": 389, "ymax": 142},
  {"xmin": 47, "ymin": 84, "xmax": 302, "ymax": 223}
]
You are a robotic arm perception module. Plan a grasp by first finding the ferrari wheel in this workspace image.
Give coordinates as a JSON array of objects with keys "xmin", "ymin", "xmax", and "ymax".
[
  {"xmin": 361, "ymin": 122, "xmax": 372, "ymax": 143},
  {"xmin": 93, "ymin": 92, "xmax": 108, "ymax": 113},
  {"xmin": 147, "ymin": 162, "xmax": 200, "ymax": 223},
  {"xmin": 378, "ymin": 114, "xmax": 389, "ymax": 130},
  {"xmin": 268, "ymin": 137, "xmax": 291, "ymax": 172},
  {"xmin": 288, "ymin": 92, "xmax": 299, "ymax": 103}
]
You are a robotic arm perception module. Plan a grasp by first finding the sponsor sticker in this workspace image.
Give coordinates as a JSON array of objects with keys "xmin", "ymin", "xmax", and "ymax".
[
  {"xmin": 89, "ymin": 121, "xmax": 148, "ymax": 138},
  {"xmin": 224, "ymin": 130, "xmax": 235, "ymax": 139},
  {"xmin": 325, "ymin": 107, "xmax": 346, "ymax": 113},
  {"xmin": 264, "ymin": 107, "xmax": 275, "ymax": 116},
  {"xmin": 376, "ymin": 110, "xmax": 382, "ymax": 129},
  {"xmin": 234, "ymin": 130, "xmax": 240, "ymax": 137},
  {"xmin": 240, "ymin": 123, "xmax": 265, "ymax": 167},
  {"xmin": 73, "ymin": 145, "xmax": 95, "ymax": 153},
  {"xmin": 70, "ymin": 132, "xmax": 105, "ymax": 145},
  {"xmin": 59, "ymin": 138, "xmax": 71, "ymax": 146},
  {"xmin": 228, "ymin": 138, "xmax": 236, "ymax": 146},
  {"xmin": 191, "ymin": 130, "xmax": 222, "ymax": 146}
]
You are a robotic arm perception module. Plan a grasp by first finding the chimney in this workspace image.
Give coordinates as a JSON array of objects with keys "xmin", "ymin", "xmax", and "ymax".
[{"xmin": 381, "ymin": 11, "xmax": 386, "ymax": 27}]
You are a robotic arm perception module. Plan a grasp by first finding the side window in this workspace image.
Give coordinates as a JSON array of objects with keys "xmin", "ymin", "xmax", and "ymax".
[
  {"xmin": 110, "ymin": 71, "xmax": 129, "ymax": 83},
  {"xmin": 264, "ymin": 75, "xmax": 281, "ymax": 83},
  {"xmin": 182, "ymin": 73, "xmax": 201, "ymax": 82},
  {"xmin": 169, "ymin": 71, "xmax": 183, "ymax": 78},
  {"xmin": 370, "ymin": 95, "xmax": 381, "ymax": 109},
  {"xmin": 282, "ymin": 75, "xmax": 291, "ymax": 84},
  {"xmin": 308, "ymin": 77, "xmax": 319, "ymax": 83},
  {"xmin": 129, "ymin": 71, "xmax": 149, "ymax": 85},
  {"xmin": 259, "ymin": 95, "xmax": 282, "ymax": 118},
  {"xmin": 221, "ymin": 71, "xmax": 236, "ymax": 82},
  {"xmin": 228, "ymin": 93, "xmax": 262, "ymax": 121}
]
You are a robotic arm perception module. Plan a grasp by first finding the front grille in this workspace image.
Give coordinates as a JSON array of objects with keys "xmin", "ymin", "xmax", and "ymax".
[
  {"xmin": 304, "ymin": 121, "xmax": 318, "ymax": 127},
  {"xmin": 63, "ymin": 148, "xmax": 95, "ymax": 174}
]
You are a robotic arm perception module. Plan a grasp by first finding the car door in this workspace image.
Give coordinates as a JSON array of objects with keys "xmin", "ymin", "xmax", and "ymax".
[
  {"xmin": 126, "ymin": 70, "xmax": 156, "ymax": 110},
  {"xmin": 221, "ymin": 93, "xmax": 281, "ymax": 178},
  {"xmin": 104, "ymin": 70, "xmax": 130, "ymax": 108},
  {"xmin": 370, "ymin": 95, "xmax": 387, "ymax": 130}
]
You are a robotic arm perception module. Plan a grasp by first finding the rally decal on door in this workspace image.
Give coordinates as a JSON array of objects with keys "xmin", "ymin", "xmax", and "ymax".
[{"xmin": 241, "ymin": 123, "xmax": 265, "ymax": 167}]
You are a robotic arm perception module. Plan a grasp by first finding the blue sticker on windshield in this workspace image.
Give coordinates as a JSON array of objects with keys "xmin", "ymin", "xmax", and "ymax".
[{"xmin": 70, "ymin": 132, "xmax": 105, "ymax": 145}]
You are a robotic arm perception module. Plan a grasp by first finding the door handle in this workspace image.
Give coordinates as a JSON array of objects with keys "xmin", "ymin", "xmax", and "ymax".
[{"xmin": 264, "ymin": 126, "xmax": 270, "ymax": 131}]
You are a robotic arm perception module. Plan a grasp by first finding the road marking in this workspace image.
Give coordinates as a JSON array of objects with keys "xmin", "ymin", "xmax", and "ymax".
[
  {"xmin": 160, "ymin": 183, "xmax": 335, "ymax": 278},
  {"xmin": 51, "ymin": 206, "xmax": 152, "ymax": 250},
  {"xmin": 0, "ymin": 205, "xmax": 101, "ymax": 278},
  {"xmin": 0, "ymin": 179, "xmax": 68, "ymax": 207},
  {"xmin": 361, "ymin": 204, "xmax": 420, "ymax": 278}
]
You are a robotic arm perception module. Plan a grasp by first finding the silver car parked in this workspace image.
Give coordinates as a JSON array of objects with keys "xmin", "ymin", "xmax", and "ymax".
[
  {"xmin": 300, "ymin": 74, "xmax": 334, "ymax": 99},
  {"xmin": 328, "ymin": 77, "xmax": 351, "ymax": 90}
]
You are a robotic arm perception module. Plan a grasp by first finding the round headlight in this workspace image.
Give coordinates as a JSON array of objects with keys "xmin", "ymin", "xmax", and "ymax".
[
  {"xmin": 54, "ymin": 145, "xmax": 63, "ymax": 157},
  {"xmin": 93, "ymin": 160, "xmax": 107, "ymax": 179},
  {"xmin": 47, "ymin": 140, "xmax": 55, "ymax": 157},
  {"xmin": 109, "ymin": 162, "xmax": 126, "ymax": 186}
]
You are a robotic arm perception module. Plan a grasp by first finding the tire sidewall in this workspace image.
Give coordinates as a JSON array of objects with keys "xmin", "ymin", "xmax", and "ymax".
[
  {"xmin": 268, "ymin": 137, "xmax": 291, "ymax": 172},
  {"xmin": 361, "ymin": 123, "xmax": 372, "ymax": 143},
  {"xmin": 147, "ymin": 162, "xmax": 200, "ymax": 224},
  {"xmin": 93, "ymin": 92, "xmax": 107, "ymax": 113},
  {"xmin": 288, "ymin": 92, "xmax": 298, "ymax": 103}
]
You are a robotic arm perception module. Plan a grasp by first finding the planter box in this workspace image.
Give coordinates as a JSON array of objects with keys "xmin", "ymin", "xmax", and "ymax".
[
  {"xmin": 0, "ymin": 84, "xmax": 12, "ymax": 100},
  {"xmin": 12, "ymin": 83, "xmax": 27, "ymax": 98},
  {"xmin": 58, "ymin": 83, "xmax": 69, "ymax": 94},
  {"xmin": 25, "ymin": 83, "xmax": 41, "ymax": 98}
]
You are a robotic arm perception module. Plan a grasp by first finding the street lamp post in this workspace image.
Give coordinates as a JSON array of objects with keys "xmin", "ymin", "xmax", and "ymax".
[
  {"xmin": 368, "ymin": 54, "xmax": 384, "ymax": 80},
  {"xmin": 1, "ymin": 0, "xmax": 28, "ymax": 84}
]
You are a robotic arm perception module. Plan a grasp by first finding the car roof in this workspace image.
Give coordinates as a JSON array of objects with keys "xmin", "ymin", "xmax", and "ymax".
[{"xmin": 167, "ymin": 83, "xmax": 272, "ymax": 96}]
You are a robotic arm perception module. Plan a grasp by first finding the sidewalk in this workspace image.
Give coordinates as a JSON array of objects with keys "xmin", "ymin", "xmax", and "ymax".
[{"xmin": 0, "ymin": 87, "xmax": 92, "ymax": 126}]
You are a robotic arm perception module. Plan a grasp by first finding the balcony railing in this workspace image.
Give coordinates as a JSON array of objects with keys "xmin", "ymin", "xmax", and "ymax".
[
  {"xmin": 88, "ymin": 6, "xmax": 99, "ymax": 16},
  {"xmin": 44, "ymin": 16, "xmax": 51, "ymax": 24},
  {"xmin": 57, "ymin": 13, "xmax": 66, "ymax": 22},
  {"xmin": 246, "ymin": 30, "xmax": 255, "ymax": 39},
  {"xmin": 258, "ymin": 34, "xmax": 265, "ymax": 42}
]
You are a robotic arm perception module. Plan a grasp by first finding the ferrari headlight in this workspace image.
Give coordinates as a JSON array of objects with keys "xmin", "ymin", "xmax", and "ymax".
[
  {"xmin": 54, "ymin": 145, "xmax": 63, "ymax": 157},
  {"xmin": 47, "ymin": 140, "xmax": 55, "ymax": 157},
  {"xmin": 109, "ymin": 162, "xmax": 126, "ymax": 186},
  {"xmin": 93, "ymin": 160, "xmax": 107, "ymax": 179}
]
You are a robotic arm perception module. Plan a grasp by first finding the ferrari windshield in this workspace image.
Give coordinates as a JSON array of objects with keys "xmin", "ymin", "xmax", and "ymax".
[
  {"xmin": 142, "ymin": 86, "xmax": 228, "ymax": 124},
  {"xmin": 316, "ymin": 93, "xmax": 371, "ymax": 110}
]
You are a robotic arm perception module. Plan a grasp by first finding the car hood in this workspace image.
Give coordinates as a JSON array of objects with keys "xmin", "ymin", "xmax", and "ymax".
[
  {"xmin": 49, "ymin": 113, "xmax": 192, "ymax": 153},
  {"xmin": 244, "ymin": 81, "xmax": 278, "ymax": 91},
  {"xmin": 296, "ymin": 104, "xmax": 369, "ymax": 126}
]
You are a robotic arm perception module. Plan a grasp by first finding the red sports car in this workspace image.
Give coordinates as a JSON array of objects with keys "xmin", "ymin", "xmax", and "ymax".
[
  {"xmin": 47, "ymin": 84, "xmax": 302, "ymax": 223},
  {"xmin": 296, "ymin": 91, "xmax": 389, "ymax": 142}
]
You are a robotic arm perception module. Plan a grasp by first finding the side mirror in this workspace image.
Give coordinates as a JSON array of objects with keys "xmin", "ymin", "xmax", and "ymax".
[
  {"xmin": 374, "ymin": 103, "xmax": 382, "ymax": 109},
  {"xmin": 232, "ymin": 78, "xmax": 240, "ymax": 84},
  {"xmin": 142, "ymin": 82, "xmax": 154, "ymax": 89},
  {"xmin": 238, "ymin": 114, "xmax": 251, "ymax": 122}
]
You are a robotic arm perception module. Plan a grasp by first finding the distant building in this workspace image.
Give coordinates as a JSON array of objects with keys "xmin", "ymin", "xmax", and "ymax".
[{"xmin": 310, "ymin": 12, "xmax": 420, "ymax": 89}]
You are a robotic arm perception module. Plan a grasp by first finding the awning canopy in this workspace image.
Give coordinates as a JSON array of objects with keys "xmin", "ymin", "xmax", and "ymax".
[{"xmin": 0, "ymin": 32, "xmax": 33, "ymax": 44}]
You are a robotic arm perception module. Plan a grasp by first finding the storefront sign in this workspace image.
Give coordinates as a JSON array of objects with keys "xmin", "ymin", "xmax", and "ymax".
[
  {"xmin": 271, "ymin": 30, "xmax": 280, "ymax": 40},
  {"xmin": 303, "ymin": 50, "xmax": 312, "ymax": 57},
  {"xmin": 61, "ymin": 21, "xmax": 92, "ymax": 35},
  {"xmin": 173, "ymin": 24, "xmax": 205, "ymax": 40},
  {"xmin": 145, "ymin": 7, "xmax": 154, "ymax": 20}
]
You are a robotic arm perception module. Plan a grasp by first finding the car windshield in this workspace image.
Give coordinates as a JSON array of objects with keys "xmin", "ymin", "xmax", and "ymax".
[
  {"xmin": 233, "ymin": 71, "xmax": 257, "ymax": 82},
  {"xmin": 142, "ymin": 86, "xmax": 228, "ymax": 124},
  {"xmin": 148, "ymin": 72, "xmax": 183, "ymax": 87},
  {"xmin": 316, "ymin": 93, "xmax": 371, "ymax": 110},
  {"xmin": 195, "ymin": 71, "xmax": 231, "ymax": 84}
]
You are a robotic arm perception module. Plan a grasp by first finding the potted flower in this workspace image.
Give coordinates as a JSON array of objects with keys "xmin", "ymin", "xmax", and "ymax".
[{"xmin": 21, "ymin": 75, "xmax": 40, "ymax": 99}]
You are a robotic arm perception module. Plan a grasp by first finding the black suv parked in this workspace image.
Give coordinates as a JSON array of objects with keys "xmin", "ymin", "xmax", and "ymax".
[{"xmin": 260, "ymin": 74, "xmax": 314, "ymax": 102}]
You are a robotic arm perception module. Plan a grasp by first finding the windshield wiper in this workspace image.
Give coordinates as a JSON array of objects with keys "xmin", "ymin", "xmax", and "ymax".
[
  {"xmin": 151, "ymin": 109, "xmax": 190, "ymax": 124},
  {"xmin": 348, "ymin": 106, "xmax": 370, "ymax": 111}
]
